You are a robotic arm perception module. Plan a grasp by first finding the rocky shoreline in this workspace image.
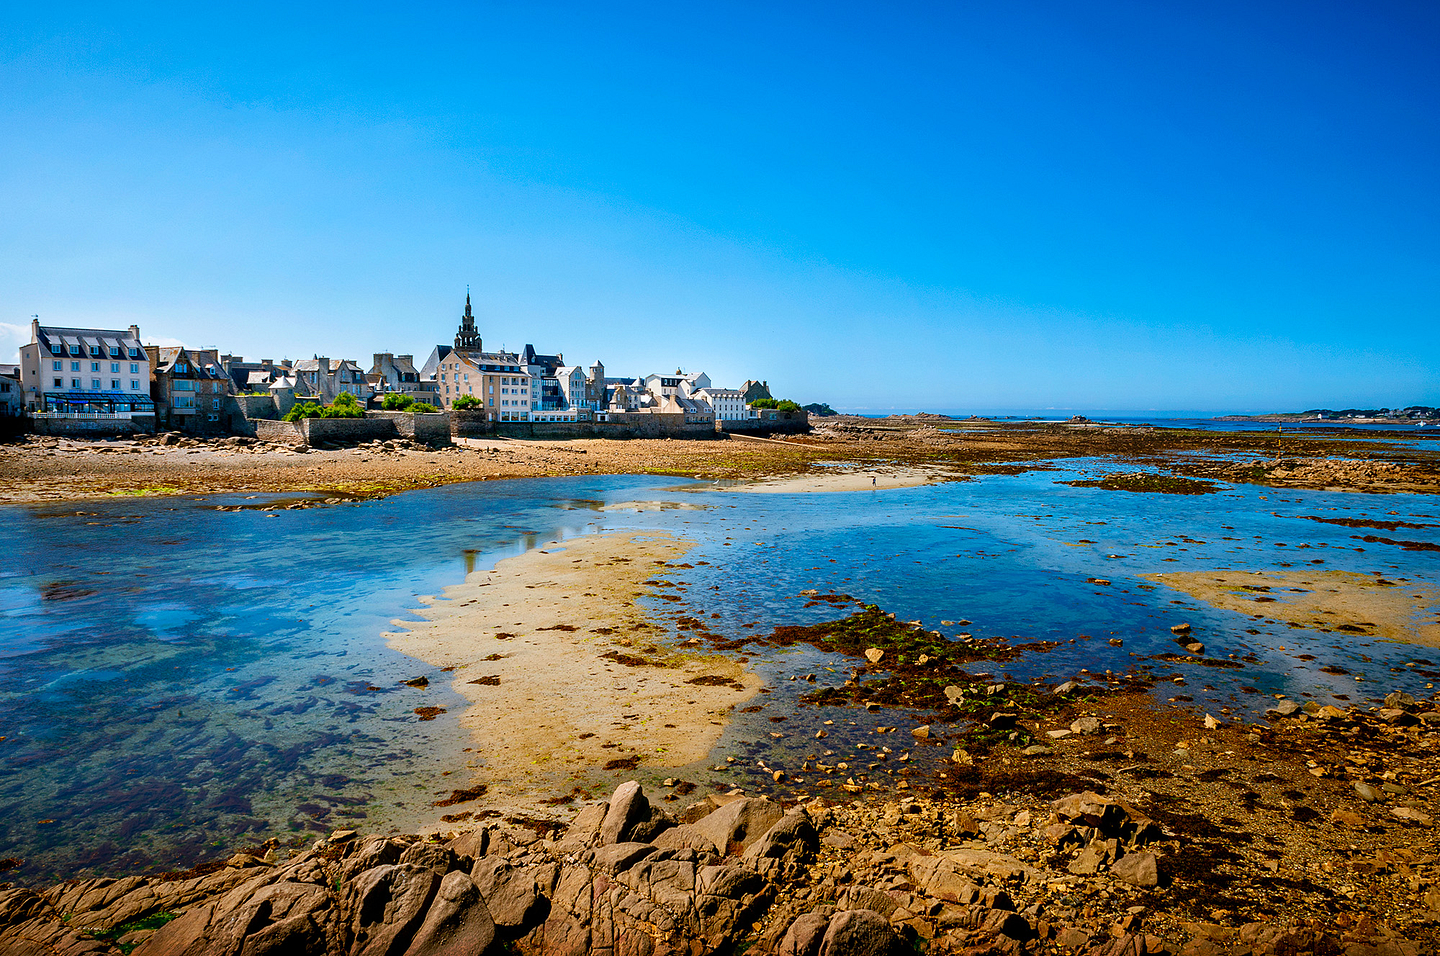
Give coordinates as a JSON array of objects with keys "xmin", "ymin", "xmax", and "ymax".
[{"xmin": 2, "ymin": 767, "xmax": 1430, "ymax": 956}]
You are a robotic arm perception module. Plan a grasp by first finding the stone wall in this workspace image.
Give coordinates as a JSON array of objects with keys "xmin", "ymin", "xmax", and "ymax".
[
  {"xmin": 368, "ymin": 410, "xmax": 451, "ymax": 444},
  {"xmin": 253, "ymin": 419, "xmax": 303, "ymax": 443},
  {"xmin": 453, "ymin": 411, "xmax": 719, "ymax": 440},
  {"xmin": 31, "ymin": 416, "xmax": 156, "ymax": 437},
  {"xmin": 298, "ymin": 416, "xmax": 397, "ymax": 445}
]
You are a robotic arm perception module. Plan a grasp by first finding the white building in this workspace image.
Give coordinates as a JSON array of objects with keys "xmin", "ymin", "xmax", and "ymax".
[
  {"xmin": 694, "ymin": 387, "xmax": 749, "ymax": 421},
  {"xmin": 17, "ymin": 319, "xmax": 156, "ymax": 418}
]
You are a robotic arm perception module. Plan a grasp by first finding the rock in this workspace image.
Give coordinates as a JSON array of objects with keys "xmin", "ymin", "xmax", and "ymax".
[
  {"xmin": 350, "ymin": 864, "xmax": 442, "ymax": 956},
  {"xmin": 691, "ymin": 797, "xmax": 785, "ymax": 856},
  {"xmin": 1385, "ymin": 691, "xmax": 1418, "ymax": 711},
  {"xmin": 744, "ymin": 812, "xmax": 819, "ymax": 863},
  {"xmin": 1170, "ymin": 623, "xmax": 1192, "ymax": 634},
  {"xmin": 779, "ymin": 911, "xmax": 833, "ymax": 956},
  {"xmin": 911, "ymin": 725, "xmax": 930, "ymax": 740},
  {"xmin": 944, "ymin": 686, "xmax": 965, "ymax": 704},
  {"xmin": 599, "ymin": 780, "xmax": 650, "ymax": 845},
  {"xmin": 1331, "ymin": 809, "xmax": 1367, "ymax": 828},
  {"xmin": 1390, "ymin": 807, "xmax": 1432, "ymax": 825},
  {"xmin": 1353, "ymin": 783, "xmax": 1382, "ymax": 803},
  {"xmin": 553, "ymin": 804, "xmax": 607, "ymax": 853},
  {"xmin": 1186, "ymin": 643, "xmax": 1206, "ymax": 655},
  {"xmin": 1054, "ymin": 681, "xmax": 1080, "ymax": 696},
  {"xmin": 1067, "ymin": 844, "xmax": 1107, "ymax": 876},
  {"xmin": 1070, "ymin": 716, "xmax": 1103, "ymax": 736},
  {"xmin": 1203, "ymin": 714, "xmax": 1221, "ymax": 730},
  {"xmin": 470, "ymin": 858, "xmax": 548, "ymax": 929},
  {"xmin": 1265, "ymin": 700, "xmax": 1302, "ymax": 718},
  {"xmin": 819, "ymin": 909, "xmax": 900, "ymax": 956},
  {"xmin": 1111, "ymin": 851, "xmax": 1160, "ymax": 887},
  {"xmin": 590, "ymin": 842, "xmax": 659, "ymax": 875},
  {"xmin": 405, "ymin": 870, "xmax": 499, "ymax": 956},
  {"xmin": 864, "ymin": 648, "xmax": 884, "ymax": 664}
]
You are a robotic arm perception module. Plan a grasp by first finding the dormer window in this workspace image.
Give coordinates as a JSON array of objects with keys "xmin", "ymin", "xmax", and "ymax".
[
  {"xmin": 175, "ymin": 362, "xmax": 188, "ymax": 373},
  {"xmin": 50, "ymin": 344, "xmax": 63, "ymax": 355},
  {"xmin": 129, "ymin": 348, "xmax": 140, "ymax": 359},
  {"xmin": 109, "ymin": 346, "xmax": 120, "ymax": 357},
  {"xmin": 70, "ymin": 345, "xmax": 82, "ymax": 356}
]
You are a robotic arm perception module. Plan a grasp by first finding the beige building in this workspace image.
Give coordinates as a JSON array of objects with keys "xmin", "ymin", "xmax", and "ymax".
[{"xmin": 433, "ymin": 294, "xmax": 530, "ymax": 421}]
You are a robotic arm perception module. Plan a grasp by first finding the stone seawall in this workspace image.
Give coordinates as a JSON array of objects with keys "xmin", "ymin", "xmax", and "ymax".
[
  {"xmin": 452, "ymin": 411, "xmax": 720, "ymax": 440},
  {"xmin": 369, "ymin": 410, "xmax": 451, "ymax": 444},
  {"xmin": 30, "ymin": 416, "xmax": 157, "ymax": 437}
]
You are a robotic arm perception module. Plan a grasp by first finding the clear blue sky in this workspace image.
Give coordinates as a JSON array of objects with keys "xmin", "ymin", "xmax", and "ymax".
[{"xmin": 2, "ymin": 1, "xmax": 1436, "ymax": 413}]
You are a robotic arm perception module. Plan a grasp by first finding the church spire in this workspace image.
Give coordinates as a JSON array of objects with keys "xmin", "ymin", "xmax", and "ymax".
[{"xmin": 454, "ymin": 288, "xmax": 481, "ymax": 351}]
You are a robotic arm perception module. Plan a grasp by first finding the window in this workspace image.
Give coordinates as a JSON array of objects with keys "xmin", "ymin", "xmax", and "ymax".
[
  {"xmin": 53, "ymin": 378, "xmax": 63, "ymax": 388},
  {"xmin": 70, "ymin": 345, "xmax": 82, "ymax": 356},
  {"xmin": 111, "ymin": 380, "xmax": 120, "ymax": 389},
  {"xmin": 52, "ymin": 361, "xmax": 61, "ymax": 371},
  {"xmin": 129, "ymin": 363, "xmax": 138, "ymax": 374},
  {"xmin": 175, "ymin": 362, "xmax": 187, "ymax": 373},
  {"xmin": 129, "ymin": 348, "xmax": 139, "ymax": 359},
  {"xmin": 71, "ymin": 362, "xmax": 80, "ymax": 372},
  {"xmin": 51, "ymin": 344, "xmax": 63, "ymax": 355},
  {"xmin": 91, "ymin": 362, "xmax": 100, "ymax": 372},
  {"xmin": 111, "ymin": 363, "xmax": 119, "ymax": 373},
  {"xmin": 91, "ymin": 378, "xmax": 101, "ymax": 389},
  {"xmin": 173, "ymin": 380, "xmax": 194, "ymax": 391},
  {"xmin": 71, "ymin": 378, "xmax": 80, "ymax": 388},
  {"xmin": 131, "ymin": 381, "xmax": 140, "ymax": 390},
  {"xmin": 109, "ymin": 346, "xmax": 119, "ymax": 357}
]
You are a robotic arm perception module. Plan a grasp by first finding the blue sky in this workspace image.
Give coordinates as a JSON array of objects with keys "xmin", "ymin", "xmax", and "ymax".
[{"xmin": 1, "ymin": 1, "xmax": 1436, "ymax": 413}]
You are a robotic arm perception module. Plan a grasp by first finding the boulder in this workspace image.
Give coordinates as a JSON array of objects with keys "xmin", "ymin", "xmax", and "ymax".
[
  {"xmin": 349, "ymin": 864, "xmax": 442, "ymax": 956},
  {"xmin": 404, "ymin": 871, "xmax": 498, "ymax": 956},
  {"xmin": 779, "ymin": 911, "xmax": 833, "ymax": 956},
  {"xmin": 818, "ymin": 910, "xmax": 899, "ymax": 956},
  {"xmin": 691, "ymin": 798, "xmax": 785, "ymax": 856},
  {"xmin": 598, "ymin": 781, "xmax": 650, "ymax": 845},
  {"xmin": 1111, "ymin": 852, "xmax": 1160, "ymax": 888},
  {"xmin": 470, "ymin": 858, "xmax": 548, "ymax": 930}
]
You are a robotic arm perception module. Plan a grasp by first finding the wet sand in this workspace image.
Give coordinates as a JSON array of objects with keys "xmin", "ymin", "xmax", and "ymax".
[
  {"xmin": 731, "ymin": 465, "xmax": 948, "ymax": 493},
  {"xmin": 1144, "ymin": 568, "xmax": 1440, "ymax": 647},
  {"xmin": 386, "ymin": 531, "xmax": 758, "ymax": 811}
]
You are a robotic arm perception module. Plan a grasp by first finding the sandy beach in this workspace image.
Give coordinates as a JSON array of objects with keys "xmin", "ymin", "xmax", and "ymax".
[
  {"xmin": 1145, "ymin": 568, "xmax": 1440, "ymax": 647},
  {"xmin": 386, "ymin": 530, "xmax": 758, "ymax": 811}
]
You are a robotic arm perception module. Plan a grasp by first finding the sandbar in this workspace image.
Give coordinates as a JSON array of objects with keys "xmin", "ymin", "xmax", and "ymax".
[
  {"xmin": 1144, "ymin": 569, "xmax": 1440, "ymax": 647},
  {"xmin": 386, "ymin": 531, "xmax": 757, "ymax": 811},
  {"xmin": 732, "ymin": 466, "xmax": 948, "ymax": 494}
]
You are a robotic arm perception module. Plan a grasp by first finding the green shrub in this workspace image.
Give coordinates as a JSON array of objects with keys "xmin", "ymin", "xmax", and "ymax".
[
  {"xmin": 282, "ymin": 401, "xmax": 322, "ymax": 422},
  {"xmin": 749, "ymin": 398, "xmax": 779, "ymax": 409},
  {"xmin": 382, "ymin": 393, "xmax": 415, "ymax": 410},
  {"xmin": 452, "ymin": 395, "xmax": 482, "ymax": 410},
  {"xmin": 775, "ymin": 399, "xmax": 802, "ymax": 412},
  {"xmin": 411, "ymin": 402, "xmax": 438, "ymax": 413}
]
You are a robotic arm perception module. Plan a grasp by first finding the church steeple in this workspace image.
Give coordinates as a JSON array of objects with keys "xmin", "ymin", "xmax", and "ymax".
[{"xmin": 454, "ymin": 288, "xmax": 481, "ymax": 351}]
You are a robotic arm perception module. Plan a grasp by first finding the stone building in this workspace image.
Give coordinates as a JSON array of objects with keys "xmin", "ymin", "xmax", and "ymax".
[
  {"xmin": 146, "ymin": 346, "xmax": 238, "ymax": 432},
  {"xmin": 432, "ymin": 295, "xmax": 530, "ymax": 421}
]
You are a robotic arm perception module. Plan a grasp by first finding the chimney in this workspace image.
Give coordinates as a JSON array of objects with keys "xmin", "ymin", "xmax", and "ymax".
[{"xmin": 128, "ymin": 324, "xmax": 141, "ymax": 342}]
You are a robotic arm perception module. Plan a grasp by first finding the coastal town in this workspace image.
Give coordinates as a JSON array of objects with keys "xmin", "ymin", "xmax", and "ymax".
[{"xmin": 0, "ymin": 294, "xmax": 812, "ymax": 441}]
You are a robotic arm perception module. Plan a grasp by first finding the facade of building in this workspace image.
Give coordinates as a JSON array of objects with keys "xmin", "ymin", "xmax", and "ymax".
[
  {"xmin": 291, "ymin": 357, "xmax": 372, "ymax": 404},
  {"xmin": 147, "ymin": 346, "xmax": 236, "ymax": 431},
  {"xmin": 694, "ymin": 387, "xmax": 749, "ymax": 421},
  {"xmin": 0, "ymin": 365, "xmax": 22, "ymax": 417},
  {"xmin": 432, "ymin": 295, "xmax": 532, "ymax": 420},
  {"xmin": 740, "ymin": 380, "xmax": 773, "ymax": 404},
  {"xmin": 368, "ymin": 353, "xmax": 438, "ymax": 404},
  {"xmin": 18, "ymin": 320, "xmax": 156, "ymax": 419}
]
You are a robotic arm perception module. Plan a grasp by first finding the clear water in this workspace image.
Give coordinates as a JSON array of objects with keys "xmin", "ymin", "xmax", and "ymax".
[{"xmin": 2, "ymin": 467, "xmax": 1437, "ymax": 880}]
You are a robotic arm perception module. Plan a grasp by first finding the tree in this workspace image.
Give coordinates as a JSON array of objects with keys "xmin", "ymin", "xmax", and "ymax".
[
  {"xmin": 382, "ymin": 393, "xmax": 415, "ymax": 410},
  {"xmin": 453, "ymin": 394, "xmax": 482, "ymax": 410},
  {"xmin": 320, "ymin": 393, "xmax": 365, "ymax": 418},
  {"xmin": 775, "ymin": 400, "xmax": 802, "ymax": 413},
  {"xmin": 749, "ymin": 398, "xmax": 779, "ymax": 409}
]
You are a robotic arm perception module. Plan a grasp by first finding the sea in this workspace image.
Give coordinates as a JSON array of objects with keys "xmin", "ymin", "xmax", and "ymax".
[{"xmin": 2, "ymin": 459, "xmax": 1438, "ymax": 880}]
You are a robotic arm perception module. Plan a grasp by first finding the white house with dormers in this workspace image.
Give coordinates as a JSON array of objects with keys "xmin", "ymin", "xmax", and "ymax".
[{"xmin": 18, "ymin": 319, "xmax": 156, "ymax": 418}]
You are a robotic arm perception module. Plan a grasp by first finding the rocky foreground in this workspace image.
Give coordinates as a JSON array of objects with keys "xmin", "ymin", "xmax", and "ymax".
[{"xmin": 0, "ymin": 772, "xmax": 1429, "ymax": 956}]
